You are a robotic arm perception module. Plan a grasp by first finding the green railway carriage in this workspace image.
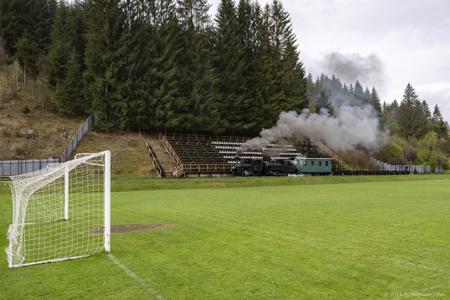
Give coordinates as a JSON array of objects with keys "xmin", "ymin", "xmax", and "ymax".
[{"xmin": 296, "ymin": 157, "xmax": 332, "ymax": 175}]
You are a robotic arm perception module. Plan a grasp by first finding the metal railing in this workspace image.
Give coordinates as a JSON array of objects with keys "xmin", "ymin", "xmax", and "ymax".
[
  {"xmin": 0, "ymin": 159, "xmax": 60, "ymax": 176},
  {"xmin": 0, "ymin": 115, "xmax": 95, "ymax": 176},
  {"xmin": 315, "ymin": 142, "xmax": 357, "ymax": 171},
  {"xmin": 159, "ymin": 133, "xmax": 184, "ymax": 176},
  {"xmin": 182, "ymin": 163, "xmax": 231, "ymax": 174},
  {"xmin": 143, "ymin": 138, "xmax": 167, "ymax": 178},
  {"xmin": 165, "ymin": 132, "xmax": 248, "ymax": 143},
  {"xmin": 60, "ymin": 114, "xmax": 95, "ymax": 162}
]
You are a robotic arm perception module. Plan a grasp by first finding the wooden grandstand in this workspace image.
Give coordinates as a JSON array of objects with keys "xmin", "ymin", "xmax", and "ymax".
[
  {"xmin": 155, "ymin": 133, "xmax": 336, "ymax": 177},
  {"xmin": 143, "ymin": 133, "xmax": 426, "ymax": 177}
]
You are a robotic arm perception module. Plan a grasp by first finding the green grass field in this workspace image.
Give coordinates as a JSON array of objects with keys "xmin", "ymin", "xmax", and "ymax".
[{"xmin": 1, "ymin": 175, "xmax": 450, "ymax": 299}]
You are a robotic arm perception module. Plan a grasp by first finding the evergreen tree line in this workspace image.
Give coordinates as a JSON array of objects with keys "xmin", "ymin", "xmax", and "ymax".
[
  {"xmin": 307, "ymin": 76, "xmax": 449, "ymax": 168},
  {"xmin": 1, "ymin": 0, "xmax": 447, "ymax": 143},
  {"xmin": 306, "ymin": 74, "xmax": 382, "ymax": 116},
  {"xmin": 306, "ymin": 74, "xmax": 448, "ymax": 141},
  {"xmin": 2, "ymin": 0, "xmax": 307, "ymax": 134},
  {"xmin": 383, "ymin": 83, "xmax": 448, "ymax": 140},
  {"xmin": 0, "ymin": 0, "xmax": 57, "ymax": 79}
]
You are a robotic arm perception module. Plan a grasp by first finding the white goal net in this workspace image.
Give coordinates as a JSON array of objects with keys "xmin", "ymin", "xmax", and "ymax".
[{"xmin": 6, "ymin": 151, "xmax": 111, "ymax": 268}]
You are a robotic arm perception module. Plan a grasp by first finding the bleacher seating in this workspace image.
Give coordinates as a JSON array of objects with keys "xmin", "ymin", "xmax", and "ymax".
[
  {"xmin": 161, "ymin": 133, "xmax": 419, "ymax": 176},
  {"xmin": 165, "ymin": 137, "xmax": 227, "ymax": 164},
  {"xmin": 162, "ymin": 133, "xmax": 333, "ymax": 175},
  {"xmin": 294, "ymin": 140, "xmax": 325, "ymax": 158},
  {"xmin": 212, "ymin": 141, "xmax": 304, "ymax": 164}
]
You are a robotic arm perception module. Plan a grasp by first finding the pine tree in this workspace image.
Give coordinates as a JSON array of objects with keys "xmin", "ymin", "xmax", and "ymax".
[
  {"xmin": 251, "ymin": 2, "xmax": 274, "ymax": 129},
  {"xmin": 48, "ymin": 1, "xmax": 86, "ymax": 114},
  {"xmin": 398, "ymin": 83, "xmax": 429, "ymax": 139},
  {"xmin": 268, "ymin": 0, "xmax": 306, "ymax": 115},
  {"xmin": 230, "ymin": 0, "xmax": 258, "ymax": 132},
  {"xmin": 84, "ymin": 0, "xmax": 129, "ymax": 130},
  {"xmin": 176, "ymin": 0, "xmax": 218, "ymax": 132},
  {"xmin": 143, "ymin": 0, "xmax": 179, "ymax": 130},
  {"xmin": 48, "ymin": 1, "xmax": 70, "ymax": 87},
  {"xmin": 363, "ymin": 87, "xmax": 371, "ymax": 104},
  {"xmin": 316, "ymin": 90, "xmax": 334, "ymax": 115},
  {"xmin": 1, "ymin": 0, "xmax": 55, "ymax": 54},
  {"xmin": 15, "ymin": 32, "xmax": 38, "ymax": 87},
  {"xmin": 381, "ymin": 99, "xmax": 400, "ymax": 133},
  {"xmin": 370, "ymin": 87, "xmax": 382, "ymax": 114},
  {"xmin": 432, "ymin": 105, "xmax": 448, "ymax": 138},
  {"xmin": 213, "ymin": 0, "xmax": 238, "ymax": 132},
  {"xmin": 152, "ymin": 13, "xmax": 187, "ymax": 130},
  {"xmin": 421, "ymin": 100, "xmax": 431, "ymax": 119},
  {"xmin": 55, "ymin": 51, "xmax": 84, "ymax": 115},
  {"xmin": 119, "ymin": 0, "xmax": 156, "ymax": 131},
  {"xmin": 353, "ymin": 81, "xmax": 364, "ymax": 103}
]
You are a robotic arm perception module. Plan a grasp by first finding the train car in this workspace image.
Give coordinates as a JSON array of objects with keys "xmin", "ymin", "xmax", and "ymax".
[
  {"xmin": 263, "ymin": 159, "xmax": 297, "ymax": 176},
  {"xmin": 295, "ymin": 157, "xmax": 332, "ymax": 175},
  {"xmin": 231, "ymin": 157, "xmax": 297, "ymax": 176},
  {"xmin": 231, "ymin": 156, "xmax": 331, "ymax": 176},
  {"xmin": 231, "ymin": 158, "xmax": 264, "ymax": 176}
]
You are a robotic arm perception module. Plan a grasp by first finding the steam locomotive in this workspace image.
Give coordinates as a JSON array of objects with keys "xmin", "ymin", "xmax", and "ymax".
[{"xmin": 231, "ymin": 156, "xmax": 332, "ymax": 176}]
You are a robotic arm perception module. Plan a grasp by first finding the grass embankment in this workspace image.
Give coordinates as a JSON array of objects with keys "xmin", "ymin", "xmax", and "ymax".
[
  {"xmin": 75, "ymin": 131, "xmax": 155, "ymax": 178},
  {"xmin": 1, "ymin": 175, "xmax": 450, "ymax": 299},
  {"xmin": 0, "ymin": 82, "xmax": 84, "ymax": 160}
]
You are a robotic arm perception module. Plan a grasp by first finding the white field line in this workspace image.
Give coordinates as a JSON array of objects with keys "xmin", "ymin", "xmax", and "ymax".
[{"xmin": 108, "ymin": 254, "xmax": 165, "ymax": 300}]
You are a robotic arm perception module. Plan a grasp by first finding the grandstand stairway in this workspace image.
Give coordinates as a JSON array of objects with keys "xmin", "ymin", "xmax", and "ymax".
[
  {"xmin": 313, "ymin": 142, "xmax": 357, "ymax": 174},
  {"xmin": 144, "ymin": 135, "xmax": 177, "ymax": 177}
]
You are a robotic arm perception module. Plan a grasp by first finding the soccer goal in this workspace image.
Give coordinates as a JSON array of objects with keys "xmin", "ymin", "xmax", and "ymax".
[{"xmin": 6, "ymin": 151, "xmax": 111, "ymax": 268}]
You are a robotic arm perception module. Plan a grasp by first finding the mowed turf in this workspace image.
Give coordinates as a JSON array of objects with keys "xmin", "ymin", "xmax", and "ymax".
[{"xmin": 1, "ymin": 176, "xmax": 450, "ymax": 299}]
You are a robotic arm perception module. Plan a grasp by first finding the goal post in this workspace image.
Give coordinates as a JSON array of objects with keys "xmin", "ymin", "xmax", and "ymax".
[
  {"xmin": 104, "ymin": 150, "xmax": 111, "ymax": 253},
  {"xmin": 6, "ymin": 151, "xmax": 111, "ymax": 268}
]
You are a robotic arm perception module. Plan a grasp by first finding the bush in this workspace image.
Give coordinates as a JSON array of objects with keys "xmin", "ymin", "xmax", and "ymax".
[
  {"xmin": 15, "ymin": 147, "xmax": 26, "ymax": 157},
  {"xmin": 377, "ymin": 142, "xmax": 404, "ymax": 164},
  {"xmin": 21, "ymin": 106, "xmax": 31, "ymax": 115},
  {"xmin": 1, "ymin": 127, "xmax": 12, "ymax": 138},
  {"xmin": 15, "ymin": 130, "xmax": 23, "ymax": 138},
  {"xmin": 443, "ymin": 158, "xmax": 450, "ymax": 170}
]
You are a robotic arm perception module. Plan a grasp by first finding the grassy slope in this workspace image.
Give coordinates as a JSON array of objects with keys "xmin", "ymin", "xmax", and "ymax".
[
  {"xmin": 0, "ymin": 103, "xmax": 157, "ymax": 177},
  {"xmin": 0, "ymin": 87, "xmax": 84, "ymax": 160},
  {"xmin": 75, "ymin": 131, "xmax": 155, "ymax": 178},
  {"xmin": 0, "ymin": 68, "xmax": 155, "ymax": 179},
  {"xmin": 1, "ymin": 175, "xmax": 449, "ymax": 299}
]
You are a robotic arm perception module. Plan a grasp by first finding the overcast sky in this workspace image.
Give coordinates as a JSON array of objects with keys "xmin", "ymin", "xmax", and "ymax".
[{"xmin": 209, "ymin": 0, "xmax": 450, "ymax": 121}]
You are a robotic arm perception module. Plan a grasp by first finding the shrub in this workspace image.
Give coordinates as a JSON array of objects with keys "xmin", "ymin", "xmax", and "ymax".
[
  {"xmin": 377, "ymin": 142, "xmax": 405, "ymax": 164},
  {"xmin": 21, "ymin": 106, "xmax": 31, "ymax": 115},
  {"xmin": 15, "ymin": 147, "xmax": 26, "ymax": 157}
]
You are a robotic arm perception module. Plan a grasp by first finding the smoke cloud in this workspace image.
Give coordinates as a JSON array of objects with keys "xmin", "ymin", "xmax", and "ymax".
[
  {"xmin": 323, "ymin": 52, "xmax": 385, "ymax": 88},
  {"xmin": 242, "ymin": 105, "xmax": 387, "ymax": 152},
  {"xmin": 242, "ymin": 52, "xmax": 388, "ymax": 152}
]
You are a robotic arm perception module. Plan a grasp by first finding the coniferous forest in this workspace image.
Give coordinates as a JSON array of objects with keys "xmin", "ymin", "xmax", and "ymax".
[
  {"xmin": 1, "ymin": 0, "xmax": 449, "ymax": 169},
  {"xmin": 1, "ymin": 0, "xmax": 308, "ymax": 134}
]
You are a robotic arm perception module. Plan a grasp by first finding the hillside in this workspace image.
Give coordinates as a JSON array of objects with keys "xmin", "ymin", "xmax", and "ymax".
[
  {"xmin": 0, "ymin": 99, "xmax": 157, "ymax": 178},
  {"xmin": 0, "ymin": 55, "xmax": 158, "ymax": 177},
  {"xmin": 75, "ymin": 131, "xmax": 155, "ymax": 178},
  {"xmin": 0, "ymin": 100, "xmax": 158, "ymax": 178},
  {"xmin": 0, "ymin": 80, "xmax": 84, "ymax": 160}
]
